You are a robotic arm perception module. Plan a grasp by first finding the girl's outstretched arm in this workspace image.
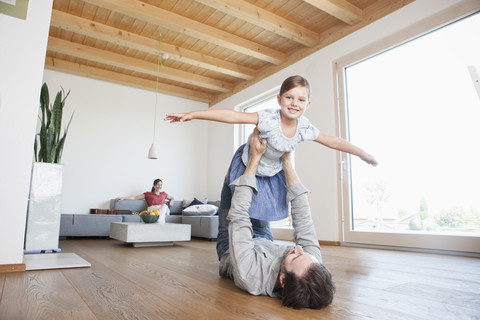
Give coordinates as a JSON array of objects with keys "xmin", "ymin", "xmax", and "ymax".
[
  {"xmin": 314, "ymin": 132, "xmax": 378, "ymax": 166},
  {"xmin": 164, "ymin": 109, "xmax": 258, "ymax": 125}
]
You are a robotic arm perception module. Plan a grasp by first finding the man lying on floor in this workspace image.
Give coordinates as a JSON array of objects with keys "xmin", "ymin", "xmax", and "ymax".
[{"xmin": 217, "ymin": 128, "xmax": 335, "ymax": 309}]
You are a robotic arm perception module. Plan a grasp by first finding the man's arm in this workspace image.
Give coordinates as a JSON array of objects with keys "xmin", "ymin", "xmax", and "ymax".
[
  {"xmin": 281, "ymin": 152, "xmax": 299, "ymax": 187},
  {"xmin": 282, "ymin": 153, "xmax": 323, "ymax": 262},
  {"xmin": 244, "ymin": 130, "xmax": 266, "ymax": 175},
  {"xmin": 227, "ymin": 128, "xmax": 267, "ymax": 294}
]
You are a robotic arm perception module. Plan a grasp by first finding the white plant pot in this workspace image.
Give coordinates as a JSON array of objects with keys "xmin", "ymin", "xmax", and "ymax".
[{"xmin": 24, "ymin": 162, "xmax": 63, "ymax": 251}]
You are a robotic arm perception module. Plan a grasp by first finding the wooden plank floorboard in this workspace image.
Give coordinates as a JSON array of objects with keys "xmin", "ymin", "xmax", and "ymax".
[
  {"xmin": 385, "ymin": 282, "xmax": 480, "ymax": 311},
  {"xmin": 0, "ymin": 269, "xmax": 96, "ymax": 319},
  {"xmin": 323, "ymin": 247, "xmax": 480, "ymax": 318},
  {"xmin": 322, "ymin": 245, "xmax": 480, "ymax": 273},
  {"xmin": 323, "ymin": 246, "xmax": 480, "ymax": 292},
  {"xmin": 1, "ymin": 239, "xmax": 479, "ymax": 320},
  {"xmin": 0, "ymin": 273, "xmax": 4, "ymax": 297},
  {"xmin": 61, "ymin": 258, "xmax": 189, "ymax": 320},
  {"xmin": 59, "ymin": 239, "xmax": 351, "ymax": 319},
  {"xmin": 0, "ymin": 273, "xmax": 5, "ymax": 315},
  {"xmin": 58, "ymin": 241, "xmax": 194, "ymax": 320},
  {"xmin": 322, "ymin": 246, "xmax": 480, "ymax": 277},
  {"xmin": 66, "ymin": 243, "xmax": 248, "ymax": 319},
  {"xmin": 60, "ymin": 240, "xmax": 328, "ymax": 320},
  {"xmin": 329, "ymin": 296, "xmax": 427, "ymax": 320},
  {"xmin": 334, "ymin": 280, "xmax": 479, "ymax": 320},
  {"xmin": 62, "ymin": 240, "xmax": 221, "ymax": 284},
  {"xmin": 327, "ymin": 257, "xmax": 480, "ymax": 294}
]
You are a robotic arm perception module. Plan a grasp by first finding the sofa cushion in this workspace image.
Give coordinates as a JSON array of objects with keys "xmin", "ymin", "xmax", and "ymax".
[
  {"xmin": 110, "ymin": 199, "xmax": 148, "ymax": 213},
  {"xmin": 183, "ymin": 198, "xmax": 208, "ymax": 208},
  {"xmin": 182, "ymin": 204, "xmax": 218, "ymax": 216},
  {"xmin": 168, "ymin": 201, "xmax": 183, "ymax": 215},
  {"xmin": 207, "ymin": 200, "xmax": 221, "ymax": 208}
]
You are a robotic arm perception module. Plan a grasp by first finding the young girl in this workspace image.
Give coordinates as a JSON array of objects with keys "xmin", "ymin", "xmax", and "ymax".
[{"xmin": 165, "ymin": 75, "xmax": 377, "ymax": 224}]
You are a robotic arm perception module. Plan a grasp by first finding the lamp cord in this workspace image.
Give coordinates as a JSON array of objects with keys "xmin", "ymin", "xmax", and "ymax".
[{"xmin": 153, "ymin": 34, "xmax": 162, "ymax": 143}]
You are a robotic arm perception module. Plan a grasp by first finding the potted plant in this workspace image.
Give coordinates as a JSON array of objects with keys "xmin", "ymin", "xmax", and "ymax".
[
  {"xmin": 25, "ymin": 83, "xmax": 74, "ymax": 252},
  {"xmin": 34, "ymin": 82, "xmax": 73, "ymax": 163}
]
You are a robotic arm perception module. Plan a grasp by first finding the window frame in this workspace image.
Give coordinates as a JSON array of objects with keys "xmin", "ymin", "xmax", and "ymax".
[{"xmin": 334, "ymin": 3, "xmax": 480, "ymax": 253}]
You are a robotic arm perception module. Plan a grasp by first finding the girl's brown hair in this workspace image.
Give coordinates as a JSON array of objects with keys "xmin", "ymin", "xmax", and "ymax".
[{"xmin": 279, "ymin": 75, "xmax": 311, "ymax": 99}]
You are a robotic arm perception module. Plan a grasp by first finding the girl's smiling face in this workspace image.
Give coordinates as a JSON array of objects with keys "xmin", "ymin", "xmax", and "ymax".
[{"xmin": 277, "ymin": 86, "xmax": 311, "ymax": 121}]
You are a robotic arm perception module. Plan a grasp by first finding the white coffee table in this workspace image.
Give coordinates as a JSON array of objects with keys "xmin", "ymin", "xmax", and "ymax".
[{"xmin": 110, "ymin": 222, "xmax": 191, "ymax": 247}]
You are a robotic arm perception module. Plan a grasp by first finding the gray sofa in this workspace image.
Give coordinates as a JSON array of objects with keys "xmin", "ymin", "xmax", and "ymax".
[{"xmin": 59, "ymin": 199, "xmax": 219, "ymax": 240}]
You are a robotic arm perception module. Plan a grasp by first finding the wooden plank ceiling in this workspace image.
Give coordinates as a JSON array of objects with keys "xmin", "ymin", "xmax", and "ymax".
[{"xmin": 46, "ymin": 0, "xmax": 414, "ymax": 106}]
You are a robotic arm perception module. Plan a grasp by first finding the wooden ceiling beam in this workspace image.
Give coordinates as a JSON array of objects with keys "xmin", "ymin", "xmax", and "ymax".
[
  {"xmin": 211, "ymin": 0, "xmax": 413, "ymax": 106},
  {"xmin": 45, "ymin": 57, "xmax": 214, "ymax": 103},
  {"xmin": 194, "ymin": 0, "xmax": 320, "ymax": 47},
  {"xmin": 50, "ymin": 9, "xmax": 256, "ymax": 80},
  {"xmin": 303, "ymin": 0, "xmax": 363, "ymax": 25},
  {"xmin": 81, "ymin": 0, "xmax": 286, "ymax": 64},
  {"xmin": 48, "ymin": 36, "xmax": 233, "ymax": 93}
]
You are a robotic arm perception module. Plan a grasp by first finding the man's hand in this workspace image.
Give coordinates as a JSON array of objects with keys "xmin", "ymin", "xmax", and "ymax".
[
  {"xmin": 245, "ymin": 128, "xmax": 266, "ymax": 176},
  {"xmin": 250, "ymin": 128, "xmax": 267, "ymax": 159},
  {"xmin": 282, "ymin": 152, "xmax": 299, "ymax": 187},
  {"xmin": 281, "ymin": 152, "xmax": 292, "ymax": 165}
]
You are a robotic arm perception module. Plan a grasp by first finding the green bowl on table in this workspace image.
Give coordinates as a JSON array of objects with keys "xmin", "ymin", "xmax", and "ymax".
[{"xmin": 140, "ymin": 214, "xmax": 159, "ymax": 223}]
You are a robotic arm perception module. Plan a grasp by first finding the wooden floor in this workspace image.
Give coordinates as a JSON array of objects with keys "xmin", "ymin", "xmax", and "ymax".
[{"xmin": 0, "ymin": 239, "xmax": 479, "ymax": 320}]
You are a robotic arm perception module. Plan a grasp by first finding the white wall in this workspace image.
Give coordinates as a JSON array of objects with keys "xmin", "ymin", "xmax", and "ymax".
[
  {"xmin": 0, "ymin": 1, "xmax": 53, "ymax": 265},
  {"xmin": 207, "ymin": 0, "xmax": 466, "ymax": 242},
  {"xmin": 43, "ymin": 70, "xmax": 209, "ymax": 213}
]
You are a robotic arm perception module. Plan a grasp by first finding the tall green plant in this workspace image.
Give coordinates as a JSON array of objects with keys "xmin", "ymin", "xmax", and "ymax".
[{"xmin": 34, "ymin": 82, "xmax": 74, "ymax": 163}]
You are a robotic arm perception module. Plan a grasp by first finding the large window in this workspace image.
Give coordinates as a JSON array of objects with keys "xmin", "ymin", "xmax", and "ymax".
[{"xmin": 336, "ymin": 8, "xmax": 480, "ymax": 253}]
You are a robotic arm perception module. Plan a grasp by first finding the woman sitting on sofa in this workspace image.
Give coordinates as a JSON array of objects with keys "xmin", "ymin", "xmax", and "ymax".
[{"xmin": 115, "ymin": 178, "xmax": 174, "ymax": 224}]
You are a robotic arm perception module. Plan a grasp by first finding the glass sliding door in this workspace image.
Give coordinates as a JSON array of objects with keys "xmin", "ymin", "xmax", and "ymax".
[{"xmin": 336, "ymin": 7, "xmax": 480, "ymax": 253}]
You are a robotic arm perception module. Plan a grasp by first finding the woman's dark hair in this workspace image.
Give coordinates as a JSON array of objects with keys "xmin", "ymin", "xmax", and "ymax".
[
  {"xmin": 281, "ymin": 263, "xmax": 335, "ymax": 309},
  {"xmin": 151, "ymin": 179, "xmax": 162, "ymax": 192},
  {"xmin": 279, "ymin": 75, "xmax": 311, "ymax": 99}
]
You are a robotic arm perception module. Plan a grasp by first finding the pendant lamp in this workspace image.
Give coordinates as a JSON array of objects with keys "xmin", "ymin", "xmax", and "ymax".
[
  {"xmin": 148, "ymin": 36, "xmax": 167, "ymax": 159},
  {"xmin": 148, "ymin": 143, "xmax": 158, "ymax": 159}
]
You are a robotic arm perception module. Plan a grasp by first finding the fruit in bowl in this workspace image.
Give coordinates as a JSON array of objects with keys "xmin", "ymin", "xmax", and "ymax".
[{"xmin": 138, "ymin": 209, "xmax": 160, "ymax": 223}]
